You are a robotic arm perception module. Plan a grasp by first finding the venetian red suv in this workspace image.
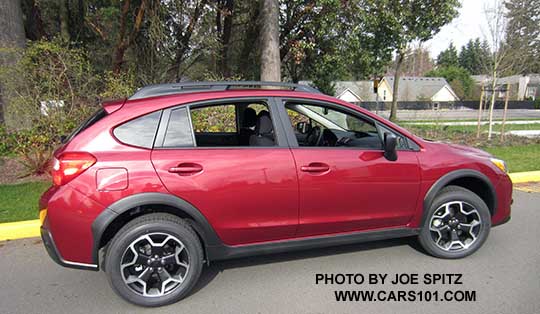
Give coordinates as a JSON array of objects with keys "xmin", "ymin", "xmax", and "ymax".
[{"xmin": 39, "ymin": 81, "xmax": 512, "ymax": 307}]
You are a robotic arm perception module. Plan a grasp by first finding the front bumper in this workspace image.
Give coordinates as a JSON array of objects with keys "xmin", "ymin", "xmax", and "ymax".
[{"xmin": 40, "ymin": 225, "xmax": 98, "ymax": 271}]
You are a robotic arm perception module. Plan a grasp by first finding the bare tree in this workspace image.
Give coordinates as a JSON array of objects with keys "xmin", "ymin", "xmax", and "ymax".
[
  {"xmin": 259, "ymin": 0, "xmax": 281, "ymax": 82},
  {"xmin": 482, "ymin": 0, "xmax": 516, "ymax": 140},
  {"xmin": 215, "ymin": 0, "xmax": 235, "ymax": 77},
  {"xmin": 0, "ymin": 0, "xmax": 26, "ymax": 125},
  {"xmin": 476, "ymin": 82, "xmax": 486, "ymax": 139},
  {"xmin": 112, "ymin": 0, "xmax": 149, "ymax": 74}
]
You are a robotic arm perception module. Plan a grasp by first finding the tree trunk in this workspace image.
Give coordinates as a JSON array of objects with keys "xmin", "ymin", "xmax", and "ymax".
[
  {"xmin": 59, "ymin": 0, "xmax": 70, "ymax": 40},
  {"xmin": 0, "ymin": 0, "xmax": 26, "ymax": 126},
  {"xmin": 217, "ymin": 0, "xmax": 234, "ymax": 77},
  {"xmin": 170, "ymin": 0, "xmax": 208, "ymax": 79},
  {"xmin": 113, "ymin": 0, "xmax": 147, "ymax": 74},
  {"xmin": 500, "ymin": 83, "xmax": 510, "ymax": 141},
  {"xmin": 476, "ymin": 84, "xmax": 485, "ymax": 138},
  {"xmin": 24, "ymin": 0, "xmax": 47, "ymax": 40},
  {"xmin": 112, "ymin": 0, "xmax": 132, "ymax": 74},
  {"xmin": 259, "ymin": 0, "xmax": 281, "ymax": 82},
  {"xmin": 239, "ymin": 5, "xmax": 260, "ymax": 79},
  {"xmin": 389, "ymin": 50, "xmax": 405, "ymax": 121},
  {"xmin": 487, "ymin": 72, "xmax": 497, "ymax": 140}
]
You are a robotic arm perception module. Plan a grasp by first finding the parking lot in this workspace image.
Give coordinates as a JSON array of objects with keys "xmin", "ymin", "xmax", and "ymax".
[{"xmin": 0, "ymin": 190, "xmax": 538, "ymax": 314}]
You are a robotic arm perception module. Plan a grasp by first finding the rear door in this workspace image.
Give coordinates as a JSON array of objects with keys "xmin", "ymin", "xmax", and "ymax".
[
  {"xmin": 150, "ymin": 99, "xmax": 299, "ymax": 246},
  {"xmin": 276, "ymin": 99, "xmax": 421, "ymax": 237}
]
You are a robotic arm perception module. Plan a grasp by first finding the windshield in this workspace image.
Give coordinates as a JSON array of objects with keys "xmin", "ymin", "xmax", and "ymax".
[{"xmin": 301, "ymin": 104, "xmax": 377, "ymax": 134}]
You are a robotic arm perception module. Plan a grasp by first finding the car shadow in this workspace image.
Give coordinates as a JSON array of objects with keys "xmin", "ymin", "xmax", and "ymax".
[{"xmin": 188, "ymin": 236, "xmax": 425, "ymax": 297}]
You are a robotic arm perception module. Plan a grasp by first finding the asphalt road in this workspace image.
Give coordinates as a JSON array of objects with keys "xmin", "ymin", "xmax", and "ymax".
[{"xmin": 1, "ymin": 190, "xmax": 539, "ymax": 314}]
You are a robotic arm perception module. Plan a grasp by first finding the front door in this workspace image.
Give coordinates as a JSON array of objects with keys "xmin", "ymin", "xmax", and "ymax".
[
  {"xmin": 280, "ymin": 100, "xmax": 421, "ymax": 237},
  {"xmin": 151, "ymin": 101, "xmax": 299, "ymax": 246}
]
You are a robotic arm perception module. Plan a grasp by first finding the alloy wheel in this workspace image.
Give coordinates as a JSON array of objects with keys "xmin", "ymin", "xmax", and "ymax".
[
  {"xmin": 120, "ymin": 233, "xmax": 190, "ymax": 297},
  {"xmin": 429, "ymin": 201, "xmax": 482, "ymax": 252}
]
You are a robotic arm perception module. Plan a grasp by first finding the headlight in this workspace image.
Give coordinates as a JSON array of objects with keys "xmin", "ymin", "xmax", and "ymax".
[{"xmin": 490, "ymin": 158, "xmax": 508, "ymax": 173}]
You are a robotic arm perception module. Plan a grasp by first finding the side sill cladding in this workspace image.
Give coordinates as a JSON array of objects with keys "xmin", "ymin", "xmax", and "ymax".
[
  {"xmin": 206, "ymin": 227, "xmax": 419, "ymax": 261},
  {"xmin": 422, "ymin": 169, "xmax": 497, "ymax": 224},
  {"xmin": 91, "ymin": 192, "xmax": 222, "ymax": 266}
]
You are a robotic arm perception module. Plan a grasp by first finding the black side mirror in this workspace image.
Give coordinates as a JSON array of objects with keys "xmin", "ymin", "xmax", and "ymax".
[
  {"xmin": 383, "ymin": 133, "xmax": 398, "ymax": 161},
  {"xmin": 296, "ymin": 122, "xmax": 312, "ymax": 134}
]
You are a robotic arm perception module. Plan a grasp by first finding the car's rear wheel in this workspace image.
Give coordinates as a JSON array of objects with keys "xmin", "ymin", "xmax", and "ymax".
[
  {"xmin": 105, "ymin": 213, "xmax": 203, "ymax": 307},
  {"xmin": 419, "ymin": 186, "xmax": 491, "ymax": 259}
]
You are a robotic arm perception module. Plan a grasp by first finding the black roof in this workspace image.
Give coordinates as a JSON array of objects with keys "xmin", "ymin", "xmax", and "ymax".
[{"xmin": 128, "ymin": 81, "xmax": 320, "ymax": 100}]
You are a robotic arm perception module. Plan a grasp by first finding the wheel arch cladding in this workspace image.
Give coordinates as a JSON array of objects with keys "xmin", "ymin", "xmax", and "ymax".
[
  {"xmin": 91, "ymin": 192, "xmax": 222, "ymax": 266},
  {"xmin": 423, "ymin": 169, "xmax": 497, "ymax": 224}
]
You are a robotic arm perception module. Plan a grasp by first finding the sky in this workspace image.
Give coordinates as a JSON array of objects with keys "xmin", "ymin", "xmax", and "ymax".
[{"xmin": 425, "ymin": 0, "xmax": 492, "ymax": 58}]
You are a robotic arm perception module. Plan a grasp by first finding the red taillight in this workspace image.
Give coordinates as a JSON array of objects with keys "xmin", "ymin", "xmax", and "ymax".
[{"xmin": 51, "ymin": 152, "xmax": 96, "ymax": 186}]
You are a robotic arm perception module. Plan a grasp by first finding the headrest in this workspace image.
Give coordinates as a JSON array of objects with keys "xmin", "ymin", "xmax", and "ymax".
[
  {"xmin": 243, "ymin": 108, "xmax": 257, "ymax": 127},
  {"xmin": 258, "ymin": 115, "xmax": 273, "ymax": 135},
  {"xmin": 258, "ymin": 110, "xmax": 270, "ymax": 118}
]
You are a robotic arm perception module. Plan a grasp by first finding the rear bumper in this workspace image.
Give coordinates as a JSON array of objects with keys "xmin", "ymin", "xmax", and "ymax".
[
  {"xmin": 493, "ymin": 214, "xmax": 511, "ymax": 227},
  {"xmin": 39, "ymin": 183, "xmax": 105, "ymax": 270},
  {"xmin": 40, "ymin": 225, "xmax": 98, "ymax": 271}
]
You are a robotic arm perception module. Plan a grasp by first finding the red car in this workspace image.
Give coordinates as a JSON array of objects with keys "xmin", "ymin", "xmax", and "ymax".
[{"xmin": 40, "ymin": 81, "xmax": 512, "ymax": 306}]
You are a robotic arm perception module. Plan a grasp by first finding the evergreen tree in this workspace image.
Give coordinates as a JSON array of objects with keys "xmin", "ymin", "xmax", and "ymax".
[
  {"xmin": 436, "ymin": 43, "xmax": 459, "ymax": 67},
  {"xmin": 458, "ymin": 38, "xmax": 490, "ymax": 75},
  {"xmin": 504, "ymin": 0, "xmax": 540, "ymax": 73}
]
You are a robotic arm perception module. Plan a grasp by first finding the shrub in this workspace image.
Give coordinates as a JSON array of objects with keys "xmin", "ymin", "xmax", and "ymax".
[
  {"xmin": 12, "ymin": 127, "xmax": 53, "ymax": 175},
  {"xmin": 101, "ymin": 70, "xmax": 137, "ymax": 100},
  {"xmin": 0, "ymin": 39, "xmax": 135, "ymax": 176},
  {"xmin": 0, "ymin": 126, "xmax": 17, "ymax": 157}
]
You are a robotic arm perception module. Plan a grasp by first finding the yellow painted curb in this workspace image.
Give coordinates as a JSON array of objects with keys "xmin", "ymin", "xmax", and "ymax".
[
  {"xmin": 0, "ymin": 170, "xmax": 539, "ymax": 242},
  {"xmin": 0, "ymin": 219, "xmax": 40, "ymax": 241},
  {"xmin": 509, "ymin": 171, "xmax": 540, "ymax": 184}
]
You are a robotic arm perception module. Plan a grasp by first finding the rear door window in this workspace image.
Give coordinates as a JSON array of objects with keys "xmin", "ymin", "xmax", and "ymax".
[
  {"xmin": 190, "ymin": 104, "xmax": 237, "ymax": 133},
  {"xmin": 113, "ymin": 111, "xmax": 162, "ymax": 148}
]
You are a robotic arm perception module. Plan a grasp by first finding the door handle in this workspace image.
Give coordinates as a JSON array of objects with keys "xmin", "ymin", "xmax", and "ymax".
[
  {"xmin": 168, "ymin": 163, "xmax": 203, "ymax": 175},
  {"xmin": 300, "ymin": 163, "xmax": 330, "ymax": 173}
]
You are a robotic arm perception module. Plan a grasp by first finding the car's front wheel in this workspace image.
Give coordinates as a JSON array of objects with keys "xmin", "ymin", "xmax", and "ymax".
[
  {"xmin": 419, "ymin": 186, "xmax": 491, "ymax": 259},
  {"xmin": 105, "ymin": 213, "xmax": 203, "ymax": 307}
]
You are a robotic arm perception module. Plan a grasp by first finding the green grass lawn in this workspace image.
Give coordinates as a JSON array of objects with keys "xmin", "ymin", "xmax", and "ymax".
[
  {"xmin": 483, "ymin": 144, "xmax": 540, "ymax": 173},
  {"xmin": 0, "ymin": 181, "xmax": 50, "ymax": 223}
]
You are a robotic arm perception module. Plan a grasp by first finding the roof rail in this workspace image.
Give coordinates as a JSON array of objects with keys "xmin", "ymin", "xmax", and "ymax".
[{"xmin": 128, "ymin": 81, "xmax": 321, "ymax": 100}]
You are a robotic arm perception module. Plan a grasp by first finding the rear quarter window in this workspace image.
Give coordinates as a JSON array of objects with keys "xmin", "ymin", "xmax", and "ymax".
[{"xmin": 113, "ymin": 111, "xmax": 162, "ymax": 148}]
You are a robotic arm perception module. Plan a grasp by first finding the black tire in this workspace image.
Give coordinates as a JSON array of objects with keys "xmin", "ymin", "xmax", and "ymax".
[
  {"xmin": 105, "ymin": 213, "xmax": 203, "ymax": 307},
  {"xmin": 418, "ymin": 186, "xmax": 491, "ymax": 259}
]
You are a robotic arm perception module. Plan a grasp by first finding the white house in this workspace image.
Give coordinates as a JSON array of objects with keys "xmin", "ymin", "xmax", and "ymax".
[
  {"xmin": 334, "ymin": 81, "xmax": 378, "ymax": 102},
  {"xmin": 300, "ymin": 77, "xmax": 459, "ymax": 103},
  {"xmin": 377, "ymin": 77, "xmax": 459, "ymax": 102}
]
